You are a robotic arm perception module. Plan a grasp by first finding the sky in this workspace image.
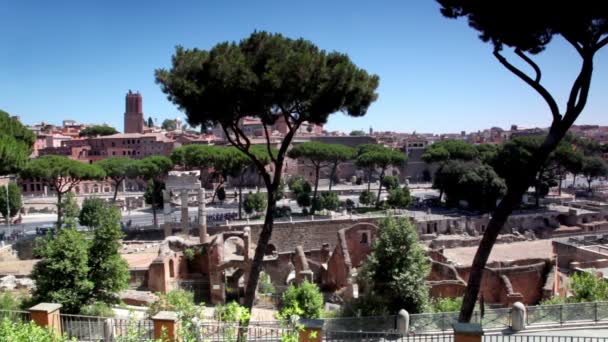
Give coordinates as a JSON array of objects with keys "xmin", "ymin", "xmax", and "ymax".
[{"xmin": 1, "ymin": 1, "xmax": 607, "ymax": 134}]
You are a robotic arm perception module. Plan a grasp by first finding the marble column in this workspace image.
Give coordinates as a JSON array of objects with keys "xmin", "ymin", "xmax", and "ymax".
[
  {"xmin": 162, "ymin": 190, "xmax": 172, "ymax": 237},
  {"xmin": 180, "ymin": 191, "xmax": 189, "ymax": 235}
]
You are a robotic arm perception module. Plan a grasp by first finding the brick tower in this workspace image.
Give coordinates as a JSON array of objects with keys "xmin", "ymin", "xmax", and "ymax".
[{"xmin": 124, "ymin": 90, "xmax": 144, "ymax": 133}]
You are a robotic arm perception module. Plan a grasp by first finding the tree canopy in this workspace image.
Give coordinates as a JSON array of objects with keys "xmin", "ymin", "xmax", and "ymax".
[
  {"xmin": 0, "ymin": 110, "xmax": 35, "ymax": 176},
  {"xmin": 422, "ymin": 140, "xmax": 478, "ymax": 164},
  {"xmin": 78, "ymin": 125, "xmax": 118, "ymax": 137},
  {"xmin": 21, "ymin": 156, "xmax": 105, "ymax": 226},
  {"xmin": 356, "ymin": 144, "xmax": 406, "ymax": 205},
  {"xmin": 0, "ymin": 183, "xmax": 22, "ymax": 220},
  {"xmin": 96, "ymin": 157, "xmax": 138, "ymax": 201},
  {"xmin": 156, "ymin": 30, "xmax": 379, "ymax": 310},
  {"xmin": 581, "ymin": 156, "xmax": 608, "ymax": 192}
]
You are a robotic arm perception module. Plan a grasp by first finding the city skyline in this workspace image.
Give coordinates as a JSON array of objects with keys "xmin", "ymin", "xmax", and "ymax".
[{"xmin": 2, "ymin": 1, "xmax": 608, "ymax": 134}]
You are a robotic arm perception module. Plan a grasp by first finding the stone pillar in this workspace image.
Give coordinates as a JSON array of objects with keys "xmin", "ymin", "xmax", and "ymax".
[
  {"xmin": 243, "ymin": 227, "xmax": 251, "ymax": 262},
  {"xmin": 452, "ymin": 322, "xmax": 483, "ymax": 342},
  {"xmin": 298, "ymin": 319, "xmax": 323, "ymax": 342},
  {"xmin": 511, "ymin": 302, "xmax": 527, "ymax": 332},
  {"xmin": 198, "ymin": 187, "xmax": 208, "ymax": 243},
  {"xmin": 162, "ymin": 190, "xmax": 172, "ymax": 237},
  {"xmin": 29, "ymin": 303, "xmax": 62, "ymax": 337},
  {"xmin": 397, "ymin": 309, "xmax": 409, "ymax": 335},
  {"xmin": 181, "ymin": 191, "xmax": 189, "ymax": 235},
  {"xmin": 152, "ymin": 311, "xmax": 179, "ymax": 341}
]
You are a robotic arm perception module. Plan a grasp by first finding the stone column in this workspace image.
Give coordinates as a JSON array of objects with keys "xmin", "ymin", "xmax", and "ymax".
[
  {"xmin": 198, "ymin": 187, "xmax": 208, "ymax": 243},
  {"xmin": 181, "ymin": 191, "xmax": 189, "ymax": 235},
  {"xmin": 162, "ymin": 190, "xmax": 172, "ymax": 238},
  {"xmin": 397, "ymin": 309, "xmax": 410, "ymax": 335},
  {"xmin": 152, "ymin": 311, "xmax": 179, "ymax": 341},
  {"xmin": 29, "ymin": 303, "xmax": 62, "ymax": 337}
]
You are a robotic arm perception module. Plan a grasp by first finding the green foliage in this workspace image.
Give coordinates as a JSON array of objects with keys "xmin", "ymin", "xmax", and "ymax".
[
  {"xmin": 96, "ymin": 157, "xmax": 138, "ymax": 200},
  {"xmin": 80, "ymin": 301, "xmax": 115, "ymax": 317},
  {"xmin": 144, "ymin": 180, "xmax": 165, "ymax": 209},
  {"xmin": 432, "ymin": 297, "xmax": 462, "ymax": 313},
  {"xmin": 296, "ymin": 192, "xmax": 312, "ymax": 209},
  {"xmin": 569, "ymin": 272, "xmax": 608, "ymax": 303},
  {"xmin": 60, "ymin": 192, "xmax": 80, "ymax": 221},
  {"xmin": 349, "ymin": 130, "xmax": 366, "ymax": 136},
  {"xmin": 280, "ymin": 281, "xmax": 324, "ymax": 320},
  {"xmin": 422, "ymin": 140, "xmax": 478, "ymax": 164},
  {"xmin": 258, "ymin": 272, "xmax": 276, "ymax": 295},
  {"xmin": 357, "ymin": 217, "xmax": 430, "ymax": 315},
  {"xmin": 184, "ymin": 248, "xmax": 195, "ymax": 261},
  {"xmin": 79, "ymin": 125, "xmax": 118, "ymax": 137},
  {"xmin": 345, "ymin": 199, "xmax": 356, "ymax": 211},
  {"xmin": 135, "ymin": 156, "xmax": 173, "ymax": 181},
  {"xmin": 161, "ymin": 119, "xmax": 178, "ymax": 131},
  {"xmin": 0, "ymin": 318, "xmax": 73, "ymax": 342},
  {"xmin": 31, "ymin": 223, "xmax": 93, "ymax": 313},
  {"xmin": 148, "ymin": 290, "xmax": 202, "ymax": 322},
  {"xmin": 288, "ymin": 177, "xmax": 312, "ymax": 196},
  {"xmin": 540, "ymin": 296, "xmax": 567, "ymax": 305},
  {"xmin": 582, "ymin": 156, "xmax": 608, "ymax": 191},
  {"xmin": 147, "ymin": 117, "xmax": 154, "ymax": 128},
  {"xmin": 382, "ymin": 175, "xmax": 400, "ymax": 191},
  {"xmin": 386, "ymin": 186, "xmax": 412, "ymax": 209},
  {"xmin": 0, "ymin": 183, "xmax": 22, "ymax": 219},
  {"xmin": 434, "ymin": 161, "xmax": 506, "ymax": 212},
  {"xmin": 88, "ymin": 204, "xmax": 129, "ymax": 304},
  {"xmin": 78, "ymin": 197, "xmax": 107, "ymax": 229},
  {"xmin": 475, "ymin": 144, "xmax": 499, "ymax": 164},
  {"xmin": 0, "ymin": 291, "xmax": 29, "ymax": 311},
  {"xmin": 214, "ymin": 301, "xmax": 251, "ymax": 324},
  {"xmin": 0, "ymin": 110, "xmax": 35, "ymax": 176},
  {"xmin": 359, "ymin": 190, "xmax": 375, "ymax": 206},
  {"xmin": 243, "ymin": 192, "xmax": 267, "ymax": 215},
  {"xmin": 319, "ymin": 192, "xmax": 340, "ymax": 211}
]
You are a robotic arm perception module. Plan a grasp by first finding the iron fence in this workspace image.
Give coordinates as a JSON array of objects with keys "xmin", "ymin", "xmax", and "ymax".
[
  {"xmin": 60, "ymin": 313, "xmax": 154, "ymax": 341},
  {"xmin": 111, "ymin": 318, "xmax": 155, "ymax": 341},
  {"xmin": 0, "ymin": 309, "xmax": 31, "ymax": 323},
  {"xmin": 60, "ymin": 313, "xmax": 107, "ymax": 341},
  {"xmin": 196, "ymin": 323, "xmax": 291, "ymax": 341},
  {"xmin": 526, "ymin": 302, "xmax": 608, "ymax": 326},
  {"xmin": 322, "ymin": 315, "xmax": 398, "ymax": 333},
  {"xmin": 323, "ymin": 331, "xmax": 453, "ymax": 342},
  {"xmin": 484, "ymin": 336, "xmax": 608, "ymax": 342}
]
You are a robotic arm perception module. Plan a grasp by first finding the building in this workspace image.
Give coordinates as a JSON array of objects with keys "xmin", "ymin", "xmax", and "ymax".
[{"xmin": 124, "ymin": 90, "xmax": 144, "ymax": 134}]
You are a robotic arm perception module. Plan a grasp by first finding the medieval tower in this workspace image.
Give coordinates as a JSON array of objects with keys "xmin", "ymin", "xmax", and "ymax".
[{"xmin": 124, "ymin": 90, "xmax": 144, "ymax": 134}]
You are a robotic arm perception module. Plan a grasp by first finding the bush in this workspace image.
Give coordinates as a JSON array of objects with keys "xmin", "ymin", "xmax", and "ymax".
[
  {"xmin": 258, "ymin": 272, "xmax": 276, "ymax": 295},
  {"xmin": 148, "ymin": 289, "xmax": 201, "ymax": 321},
  {"xmin": 0, "ymin": 318, "xmax": 70, "ymax": 342},
  {"xmin": 273, "ymin": 206, "xmax": 292, "ymax": 218},
  {"xmin": 431, "ymin": 297, "xmax": 462, "ymax": 313},
  {"xmin": 80, "ymin": 302, "xmax": 115, "ymax": 317},
  {"xmin": 78, "ymin": 197, "xmax": 107, "ymax": 229},
  {"xmin": 345, "ymin": 199, "xmax": 356, "ymax": 211},
  {"xmin": 280, "ymin": 281, "xmax": 323, "ymax": 320},
  {"xmin": 244, "ymin": 192, "xmax": 267, "ymax": 215},
  {"xmin": 296, "ymin": 192, "xmax": 311, "ymax": 208},
  {"xmin": 288, "ymin": 177, "xmax": 311, "ymax": 195},
  {"xmin": 359, "ymin": 190, "xmax": 375, "ymax": 206},
  {"xmin": 320, "ymin": 192, "xmax": 340, "ymax": 211},
  {"xmin": 382, "ymin": 176, "xmax": 400, "ymax": 191},
  {"xmin": 0, "ymin": 291, "xmax": 30, "ymax": 311},
  {"xmin": 214, "ymin": 301, "xmax": 250, "ymax": 324},
  {"xmin": 386, "ymin": 186, "xmax": 412, "ymax": 209},
  {"xmin": 217, "ymin": 187, "xmax": 226, "ymax": 203}
]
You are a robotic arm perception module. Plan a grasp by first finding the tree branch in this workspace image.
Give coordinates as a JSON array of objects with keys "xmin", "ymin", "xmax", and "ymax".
[
  {"xmin": 262, "ymin": 121, "xmax": 278, "ymax": 164},
  {"xmin": 514, "ymin": 49, "xmax": 541, "ymax": 83},
  {"xmin": 222, "ymin": 125, "xmax": 272, "ymax": 189},
  {"xmin": 494, "ymin": 48, "xmax": 562, "ymax": 122},
  {"xmin": 596, "ymin": 36, "xmax": 608, "ymax": 52},
  {"xmin": 562, "ymin": 34, "xmax": 585, "ymax": 57}
]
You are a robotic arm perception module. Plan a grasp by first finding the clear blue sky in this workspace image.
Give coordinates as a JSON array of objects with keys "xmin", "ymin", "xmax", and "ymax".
[{"xmin": 1, "ymin": 0, "xmax": 607, "ymax": 134}]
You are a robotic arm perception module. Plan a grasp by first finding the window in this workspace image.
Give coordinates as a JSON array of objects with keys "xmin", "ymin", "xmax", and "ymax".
[
  {"xmin": 169, "ymin": 260, "xmax": 175, "ymax": 278},
  {"xmin": 360, "ymin": 232, "xmax": 369, "ymax": 244}
]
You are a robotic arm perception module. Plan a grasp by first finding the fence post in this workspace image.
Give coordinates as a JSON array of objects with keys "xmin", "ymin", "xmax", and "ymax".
[
  {"xmin": 397, "ymin": 309, "xmax": 409, "ymax": 335},
  {"xmin": 453, "ymin": 322, "xmax": 483, "ymax": 342},
  {"xmin": 103, "ymin": 318, "xmax": 115, "ymax": 341},
  {"xmin": 28, "ymin": 303, "xmax": 62, "ymax": 337},
  {"xmin": 298, "ymin": 319, "xmax": 323, "ymax": 342},
  {"xmin": 152, "ymin": 311, "xmax": 179, "ymax": 341},
  {"xmin": 595, "ymin": 302, "xmax": 599, "ymax": 322},
  {"xmin": 511, "ymin": 302, "xmax": 526, "ymax": 332}
]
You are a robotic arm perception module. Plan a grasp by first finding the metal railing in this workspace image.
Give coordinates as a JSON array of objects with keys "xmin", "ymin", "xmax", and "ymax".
[
  {"xmin": 0, "ymin": 309, "xmax": 31, "ymax": 323},
  {"xmin": 484, "ymin": 336, "xmax": 608, "ymax": 342},
  {"xmin": 59, "ymin": 313, "xmax": 154, "ymax": 341},
  {"xmin": 323, "ymin": 331, "xmax": 453, "ymax": 341},
  {"xmin": 322, "ymin": 315, "xmax": 398, "ymax": 333},
  {"xmin": 526, "ymin": 302, "xmax": 608, "ymax": 327},
  {"xmin": 196, "ymin": 323, "xmax": 291, "ymax": 341}
]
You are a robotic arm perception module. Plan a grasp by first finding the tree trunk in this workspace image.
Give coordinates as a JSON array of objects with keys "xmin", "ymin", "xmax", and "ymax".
[
  {"xmin": 152, "ymin": 206, "xmax": 158, "ymax": 228},
  {"xmin": 588, "ymin": 178, "xmax": 593, "ymax": 193},
  {"xmin": 56, "ymin": 192, "xmax": 63, "ymax": 228},
  {"xmin": 112, "ymin": 180, "xmax": 121, "ymax": 202},
  {"xmin": 572, "ymin": 174, "xmax": 577, "ymax": 190},
  {"xmin": 243, "ymin": 189, "xmax": 276, "ymax": 310},
  {"xmin": 459, "ymin": 128, "xmax": 565, "ymax": 323},
  {"xmin": 328, "ymin": 163, "xmax": 338, "ymax": 191},
  {"xmin": 311, "ymin": 166, "xmax": 320, "ymax": 214},
  {"xmin": 238, "ymin": 174, "xmax": 243, "ymax": 220},
  {"xmin": 558, "ymin": 174, "xmax": 563, "ymax": 196},
  {"xmin": 375, "ymin": 169, "xmax": 386, "ymax": 207}
]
